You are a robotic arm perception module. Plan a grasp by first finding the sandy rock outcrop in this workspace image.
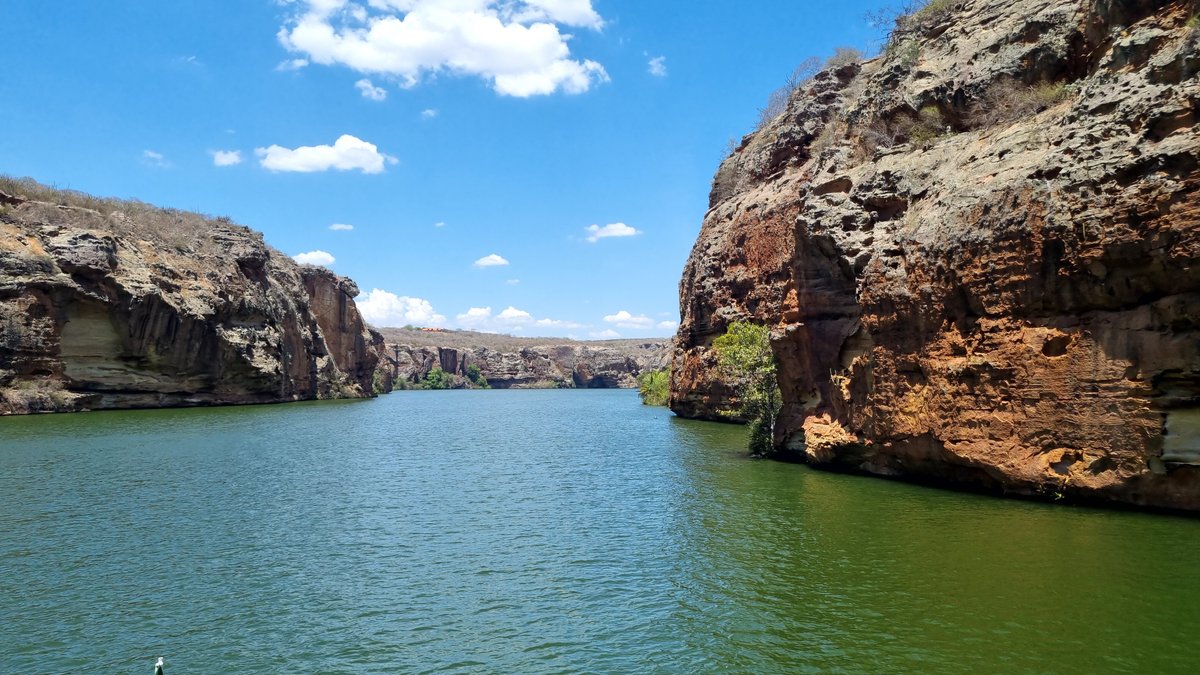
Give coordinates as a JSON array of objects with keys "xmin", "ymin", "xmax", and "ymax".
[
  {"xmin": 672, "ymin": 0, "xmax": 1200, "ymax": 509},
  {"xmin": 0, "ymin": 187, "xmax": 381, "ymax": 413}
]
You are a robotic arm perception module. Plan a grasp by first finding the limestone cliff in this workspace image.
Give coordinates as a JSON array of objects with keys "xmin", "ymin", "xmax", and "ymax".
[
  {"xmin": 672, "ymin": 0, "xmax": 1200, "ymax": 509},
  {"xmin": 0, "ymin": 182, "xmax": 381, "ymax": 413},
  {"xmin": 375, "ymin": 329, "xmax": 669, "ymax": 389}
]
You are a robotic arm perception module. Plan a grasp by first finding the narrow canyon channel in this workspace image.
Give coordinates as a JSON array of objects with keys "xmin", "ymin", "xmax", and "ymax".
[{"xmin": 2, "ymin": 390, "xmax": 1198, "ymax": 672}]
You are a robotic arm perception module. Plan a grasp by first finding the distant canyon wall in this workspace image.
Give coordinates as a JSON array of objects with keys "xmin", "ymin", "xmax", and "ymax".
[
  {"xmin": 671, "ymin": 0, "xmax": 1200, "ymax": 510},
  {"xmin": 379, "ymin": 340, "xmax": 670, "ymax": 390},
  {"xmin": 0, "ymin": 187, "xmax": 381, "ymax": 414}
]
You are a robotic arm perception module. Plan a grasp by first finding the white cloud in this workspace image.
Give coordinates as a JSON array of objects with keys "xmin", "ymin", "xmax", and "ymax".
[
  {"xmin": 457, "ymin": 306, "xmax": 494, "ymax": 325},
  {"xmin": 585, "ymin": 222, "xmax": 641, "ymax": 243},
  {"xmin": 211, "ymin": 150, "xmax": 243, "ymax": 166},
  {"xmin": 421, "ymin": 108, "xmax": 438, "ymax": 119},
  {"xmin": 657, "ymin": 320, "xmax": 679, "ymax": 330},
  {"xmin": 256, "ymin": 134, "xmax": 396, "ymax": 173},
  {"xmin": 293, "ymin": 250, "xmax": 336, "ymax": 266},
  {"xmin": 648, "ymin": 56, "xmax": 667, "ymax": 77},
  {"xmin": 604, "ymin": 310, "xmax": 654, "ymax": 329},
  {"xmin": 142, "ymin": 150, "xmax": 170, "ymax": 168},
  {"xmin": 473, "ymin": 253, "xmax": 509, "ymax": 268},
  {"xmin": 434, "ymin": 221, "xmax": 446, "ymax": 228},
  {"xmin": 277, "ymin": 0, "xmax": 609, "ymax": 97},
  {"xmin": 536, "ymin": 317, "xmax": 585, "ymax": 329},
  {"xmin": 590, "ymin": 329, "xmax": 620, "ymax": 339},
  {"xmin": 329, "ymin": 223, "xmax": 354, "ymax": 231},
  {"xmin": 355, "ymin": 78, "xmax": 388, "ymax": 100},
  {"xmin": 357, "ymin": 289, "xmax": 447, "ymax": 327},
  {"xmin": 497, "ymin": 306, "xmax": 532, "ymax": 322},
  {"xmin": 454, "ymin": 305, "xmax": 581, "ymax": 333},
  {"xmin": 276, "ymin": 58, "xmax": 310, "ymax": 71},
  {"xmin": 505, "ymin": 278, "xmax": 520, "ymax": 285}
]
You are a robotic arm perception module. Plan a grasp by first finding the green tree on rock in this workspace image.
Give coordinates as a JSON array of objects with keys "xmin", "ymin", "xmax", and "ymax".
[
  {"xmin": 422, "ymin": 367, "xmax": 456, "ymax": 390},
  {"xmin": 466, "ymin": 364, "xmax": 490, "ymax": 389},
  {"xmin": 637, "ymin": 368, "xmax": 670, "ymax": 406},
  {"xmin": 713, "ymin": 321, "xmax": 781, "ymax": 457}
]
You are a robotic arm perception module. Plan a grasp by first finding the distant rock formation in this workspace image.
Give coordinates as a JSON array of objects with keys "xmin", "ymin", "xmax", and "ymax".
[
  {"xmin": 0, "ymin": 183, "xmax": 381, "ymax": 413},
  {"xmin": 672, "ymin": 0, "xmax": 1200, "ymax": 509},
  {"xmin": 375, "ymin": 329, "xmax": 669, "ymax": 389}
]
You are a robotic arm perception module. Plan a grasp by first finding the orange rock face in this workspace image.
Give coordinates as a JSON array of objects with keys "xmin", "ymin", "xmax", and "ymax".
[{"xmin": 672, "ymin": 0, "xmax": 1200, "ymax": 509}]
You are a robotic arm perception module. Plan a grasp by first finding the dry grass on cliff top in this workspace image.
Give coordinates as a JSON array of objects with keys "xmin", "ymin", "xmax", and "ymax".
[{"xmin": 0, "ymin": 175, "xmax": 252, "ymax": 254}]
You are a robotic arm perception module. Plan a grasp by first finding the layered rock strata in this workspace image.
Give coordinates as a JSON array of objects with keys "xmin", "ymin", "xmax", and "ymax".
[
  {"xmin": 672, "ymin": 0, "xmax": 1200, "ymax": 509},
  {"xmin": 379, "ymin": 339, "xmax": 669, "ymax": 389},
  {"xmin": 0, "ymin": 186, "xmax": 381, "ymax": 413}
]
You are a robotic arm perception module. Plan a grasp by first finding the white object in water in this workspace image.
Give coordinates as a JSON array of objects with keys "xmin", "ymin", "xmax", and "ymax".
[{"xmin": 155, "ymin": 657, "xmax": 164, "ymax": 675}]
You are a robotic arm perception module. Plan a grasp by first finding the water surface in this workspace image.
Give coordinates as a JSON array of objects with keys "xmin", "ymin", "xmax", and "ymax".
[{"xmin": 1, "ymin": 390, "xmax": 1197, "ymax": 672}]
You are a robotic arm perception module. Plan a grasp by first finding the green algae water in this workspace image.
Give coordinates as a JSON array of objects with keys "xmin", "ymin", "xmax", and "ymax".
[{"xmin": 2, "ymin": 390, "xmax": 1198, "ymax": 673}]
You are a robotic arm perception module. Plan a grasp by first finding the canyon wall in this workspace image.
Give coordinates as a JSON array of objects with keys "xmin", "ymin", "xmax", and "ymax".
[
  {"xmin": 672, "ymin": 0, "xmax": 1200, "ymax": 509},
  {"xmin": 375, "ymin": 331, "xmax": 669, "ymax": 389},
  {"xmin": 0, "ymin": 185, "xmax": 381, "ymax": 413}
]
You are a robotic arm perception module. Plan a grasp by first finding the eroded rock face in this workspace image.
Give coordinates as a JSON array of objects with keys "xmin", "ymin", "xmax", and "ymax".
[
  {"xmin": 0, "ymin": 191, "xmax": 380, "ymax": 413},
  {"xmin": 672, "ymin": 0, "xmax": 1200, "ymax": 509},
  {"xmin": 380, "ymin": 341, "xmax": 669, "ymax": 389}
]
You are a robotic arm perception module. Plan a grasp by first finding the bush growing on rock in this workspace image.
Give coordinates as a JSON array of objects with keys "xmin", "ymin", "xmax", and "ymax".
[
  {"xmin": 826, "ymin": 47, "xmax": 865, "ymax": 69},
  {"xmin": 966, "ymin": 79, "xmax": 1072, "ymax": 129},
  {"xmin": 755, "ymin": 57, "xmax": 822, "ymax": 130},
  {"xmin": 713, "ymin": 322, "xmax": 781, "ymax": 457},
  {"xmin": 637, "ymin": 368, "xmax": 670, "ymax": 406},
  {"xmin": 421, "ymin": 367, "xmax": 456, "ymax": 390},
  {"xmin": 466, "ymin": 364, "xmax": 490, "ymax": 388}
]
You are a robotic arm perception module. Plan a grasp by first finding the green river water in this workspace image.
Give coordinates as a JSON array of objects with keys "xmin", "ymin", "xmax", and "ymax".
[{"xmin": 1, "ymin": 389, "xmax": 1197, "ymax": 673}]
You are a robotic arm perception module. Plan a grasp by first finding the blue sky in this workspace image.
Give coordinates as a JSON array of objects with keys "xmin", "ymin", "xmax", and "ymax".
[{"xmin": 1, "ymin": 0, "xmax": 887, "ymax": 338}]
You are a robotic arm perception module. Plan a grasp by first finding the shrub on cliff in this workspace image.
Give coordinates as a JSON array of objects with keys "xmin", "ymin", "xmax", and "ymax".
[
  {"xmin": 637, "ymin": 369, "xmax": 670, "ymax": 406},
  {"xmin": 966, "ymin": 79, "xmax": 1072, "ymax": 129},
  {"xmin": 421, "ymin": 367, "xmax": 456, "ymax": 390},
  {"xmin": 466, "ymin": 364, "xmax": 490, "ymax": 389},
  {"xmin": 713, "ymin": 322, "xmax": 781, "ymax": 457}
]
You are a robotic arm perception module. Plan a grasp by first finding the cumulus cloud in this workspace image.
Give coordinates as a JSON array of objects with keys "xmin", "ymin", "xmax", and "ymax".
[
  {"xmin": 329, "ymin": 223, "xmax": 354, "ymax": 231},
  {"xmin": 497, "ymin": 306, "xmax": 532, "ymax": 322},
  {"xmin": 505, "ymin": 278, "xmax": 520, "ymax": 285},
  {"xmin": 657, "ymin": 320, "xmax": 679, "ymax": 330},
  {"xmin": 211, "ymin": 150, "xmax": 243, "ymax": 166},
  {"xmin": 603, "ymin": 310, "xmax": 653, "ymax": 329},
  {"xmin": 585, "ymin": 222, "xmax": 641, "ymax": 243},
  {"xmin": 277, "ymin": 0, "xmax": 609, "ymax": 97},
  {"xmin": 421, "ymin": 108, "xmax": 438, "ymax": 119},
  {"xmin": 293, "ymin": 250, "xmax": 336, "ymax": 266},
  {"xmin": 454, "ymin": 305, "xmax": 581, "ymax": 333},
  {"xmin": 590, "ymin": 329, "xmax": 620, "ymax": 339},
  {"xmin": 355, "ymin": 78, "xmax": 387, "ymax": 100},
  {"xmin": 456, "ymin": 306, "xmax": 494, "ymax": 329},
  {"xmin": 256, "ymin": 134, "xmax": 396, "ymax": 174},
  {"xmin": 356, "ymin": 289, "xmax": 447, "ymax": 327},
  {"xmin": 648, "ymin": 56, "xmax": 667, "ymax": 77},
  {"xmin": 473, "ymin": 253, "xmax": 510, "ymax": 267},
  {"xmin": 434, "ymin": 221, "xmax": 446, "ymax": 228}
]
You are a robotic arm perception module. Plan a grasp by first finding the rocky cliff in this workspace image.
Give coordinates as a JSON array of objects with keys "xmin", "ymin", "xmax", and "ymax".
[
  {"xmin": 0, "ymin": 181, "xmax": 381, "ymax": 413},
  {"xmin": 375, "ymin": 328, "xmax": 669, "ymax": 389},
  {"xmin": 672, "ymin": 0, "xmax": 1200, "ymax": 509}
]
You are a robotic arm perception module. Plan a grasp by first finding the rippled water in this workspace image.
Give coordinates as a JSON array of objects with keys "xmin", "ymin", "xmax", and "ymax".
[{"xmin": 2, "ymin": 390, "xmax": 1198, "ymax": 673}]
